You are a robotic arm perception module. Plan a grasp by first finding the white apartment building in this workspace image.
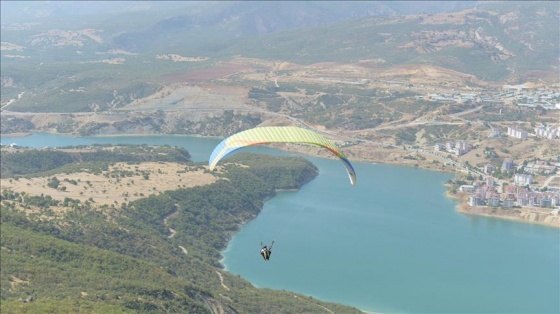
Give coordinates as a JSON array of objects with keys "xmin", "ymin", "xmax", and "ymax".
[
  {"xmin": 534, "ymin": 125, "xmax": 560, "ymax": 139},
  {"xmin": 514, "ymin": 173, "xmax": 533, "ymax": 186},
  {"xmin": 507, "ymin": 127, "xmax": 528, "ymax": 139}
]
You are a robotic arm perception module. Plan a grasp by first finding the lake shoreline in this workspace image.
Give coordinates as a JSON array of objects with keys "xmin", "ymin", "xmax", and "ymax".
[
  {"xmin": 2, "ymin": 131, "xmax": 556, "ymax": 228},
  {"xmin": 446, "ymin": 190, "xmax": 560, "ymax": 228},
  {"xmin": 2, "ymin": 132, "xmax": 558, "ymax": 313},
  {"xmin": 0, "ymin": 132, "xmax": 33, "ymax": 138}
]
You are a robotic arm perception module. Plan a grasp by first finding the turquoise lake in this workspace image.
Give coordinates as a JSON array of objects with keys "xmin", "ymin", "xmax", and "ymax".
[{"xmin": 2, "ymin": 133, "xmax": 559, "ymax": 313}]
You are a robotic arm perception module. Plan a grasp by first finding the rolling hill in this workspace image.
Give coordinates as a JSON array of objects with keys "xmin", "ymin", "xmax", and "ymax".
[
  {"xmin": 1, "ymin": 146, "xmax": 361, "ymax": 313},
  {"xmin": 3, "ymin": 1, "xmax": 557, "ymax": 114}
]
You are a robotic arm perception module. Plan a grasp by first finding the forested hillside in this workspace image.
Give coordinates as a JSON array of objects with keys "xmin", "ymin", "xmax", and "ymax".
[
  {"xmin": 0, "ymin": 146, "xmax": 361, "ymax": 313},
  {"xmin": 0, "ymin": 145, "xmax": 191, "ymax": 177}
]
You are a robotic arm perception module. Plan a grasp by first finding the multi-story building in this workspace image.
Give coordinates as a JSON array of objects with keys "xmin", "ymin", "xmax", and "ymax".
[
  {"xmin": 489, "ymin": 128, "xmax": 502, "ymax": 138},
  {"xmin": 548, "ymin": 185, "xmax": 560, "ymax": 193},
  {"xmin": 507, "ymin": 127, "xmax": 528, "ymax": 139},
  {"xmin": 487, "ymin": 193, "xmax": 501, "ymax": 207},
  {"xmin": 460, "ymin": 185, "xmax": 476, "ymax": 193},
  {"xmin": 534, "ymin": 125, "xmax": 560, "ymax": 139},
  {"xmin": 540, "ymin": 196, "xmax": 553, "ymax": 208},
  {"xmin": 514, "ymin": 173, "xmax": 533, "ymax": 186},
  {"xmin": 524, "ymin": 162, "xmax": 557, "ymax": 175},
  {"xmin": 502, "ymin": 158, "xmax": 515, "ymax": 172},
  {"xmin": 443, "ymin": 141, "xmax": 472, "ymax": 156},
  {"xmin": 552, "ymin": 193, "xmax": 560, "ymax": 206},
  {"xmin": 502, "ymin": 194, "xmax": 516, "ymax": 208},
  {"xmin": 516, "ymin": 187, "xmax": 531, "ymax": 206},
  {"xmin": 469, "ymin": 194, "xmax": 484, "ymax": 206}
]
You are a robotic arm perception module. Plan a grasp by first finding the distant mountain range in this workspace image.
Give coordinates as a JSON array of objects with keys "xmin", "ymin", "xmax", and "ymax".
[
  {"xmin": 1, "ymin": 1, "xmax": 479, "ymax": 53},
  {"xmin": 1, "ymin": 1, "xmax": 476, "ymax": 26},
  {"xmin": 1, "ymin": 1, "xmax": 558, "ymax": 112}
]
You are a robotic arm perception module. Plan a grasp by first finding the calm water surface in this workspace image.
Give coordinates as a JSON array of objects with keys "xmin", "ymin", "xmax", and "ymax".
[{"xmin": 2, "ymin": 133, "xmax": 559, "ymax": 313}]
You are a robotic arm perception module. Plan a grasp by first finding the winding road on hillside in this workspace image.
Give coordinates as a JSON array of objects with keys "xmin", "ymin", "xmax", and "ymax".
[
  {"xmin": 162, "ymin": 206, "xmax": 232, "ymax": 292},
  {"xmin": 163, "ymin": 207, "xmax": 179, "ymax": 239},
  {"xmin": 162, "ymin": 205, "xmax": 190, "ymax": 256}
]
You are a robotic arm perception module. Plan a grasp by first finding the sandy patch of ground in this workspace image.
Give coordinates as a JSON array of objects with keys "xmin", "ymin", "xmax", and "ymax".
[
  {"xmin": 29, "ymin": 29, "xmax": 103, "ymax": 47},
  {"xmin": 9, "ymin": 276, "xmax": 29, "ymax": 290},
  {"xmin": 378, "ymin": 64, "xmax": 480, "ymax": 84},
  {"xmin": 0, "ymin": 42, "xmax": 26, "ymax": 51},
  {"xmin": 1, "ymin": 162, "xmax": 217, "ymax": 207},
  {"xmin": 460, "ymin": 205, "xmax": 560, "ymax": 227},
  {"xmin": 155, "ymin": 54, "xmax": 208, "ymax": 62},
  {"xmin": 96, "ymin": 49, "xmax": 137, "ymax": 56},
  {"xmin": 419, "ymin": 10, "xmax": 470, "ymax": 25},
  {"xmin": 82, "ymin": 58, "xmax": 126, "ymax": 65},
  {"xmin": 226, "ymin": 56, "xmax": 487, "ymax": 91},
  {"xmin": 161, "ymin": 62, "xmax": 248, "ymax": 83},
  {"xmin": 122, "ymin": 84, "xmax": 250, "ymax": 112}
]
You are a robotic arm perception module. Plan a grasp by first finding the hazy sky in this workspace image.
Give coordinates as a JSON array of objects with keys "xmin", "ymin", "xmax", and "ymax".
[
  {"xmin": 1, "ymin": 1, "xmax": 478, "ymax": 25},
  {"xmin": 0, "ymin": 1, "xmax": 202, "ymax": 24}
]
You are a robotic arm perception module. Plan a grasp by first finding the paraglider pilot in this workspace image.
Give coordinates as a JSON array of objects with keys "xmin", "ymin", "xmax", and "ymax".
[{"xmin": 260, "ymin": 241, "xmax": 274, "ymax": 261}]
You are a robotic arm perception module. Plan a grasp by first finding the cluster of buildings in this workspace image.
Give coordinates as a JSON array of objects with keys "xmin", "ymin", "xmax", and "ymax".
[
  {"xmin": 466, "ymin": 183, "xmax": 560, "ymax": 209},
  {"xmin": 496, "ymin": 85, "xmax": 560, "ymax": 110},
  {"xmin": 512, "ymin": 89, "xmax": 560, "ymax": 110},
  {"xmin": 426, "ymin": 93, "xmax": 478, "ymax": 104},
  {"xmin": 434, "ymin": 141, "xmax": 472, "ymax": 156},
  {"xmin": 534, "ymin": 124, "xmax": 560, "ymax": 139},
  {"xmin": 524, "ymin": 160, "xmax": 557, "ymax": 175},
  {"xmin": 461, "ymin": 158, "xmax": 559, "ymax": 210},
  {"xmin": 424, "ymin": 86, "xmax": 560, "ymax": 110},
  {"xmin": 482, "ymin": 157, "xmax": 516, "ymax": 174},
  {"xmin": 485, "ymin": 158, "xmax": 555, "ymax": 176},
  {"xmin": 505, "ymin": 125, "xmax": 560, "ymax": 140}
]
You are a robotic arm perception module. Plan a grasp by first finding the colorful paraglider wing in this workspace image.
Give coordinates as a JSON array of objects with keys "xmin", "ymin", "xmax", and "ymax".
[
  {"xmin": 339, "ymin": 155, "xmax": 357, "ymax": 186},
  {"xmin": 208, "ymin": 126, "xmax": 356, "ymax": 185}
]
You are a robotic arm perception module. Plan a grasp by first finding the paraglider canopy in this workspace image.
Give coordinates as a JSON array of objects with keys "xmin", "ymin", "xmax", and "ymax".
[{"xmin": 208, "ymin": 126, "xmax": 356, "ymax": 185}]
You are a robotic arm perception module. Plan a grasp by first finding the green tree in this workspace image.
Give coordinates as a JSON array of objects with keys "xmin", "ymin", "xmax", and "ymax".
[{"xmin": 47, "ymin": 177, "xmax": 60, "ymax": 189}]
